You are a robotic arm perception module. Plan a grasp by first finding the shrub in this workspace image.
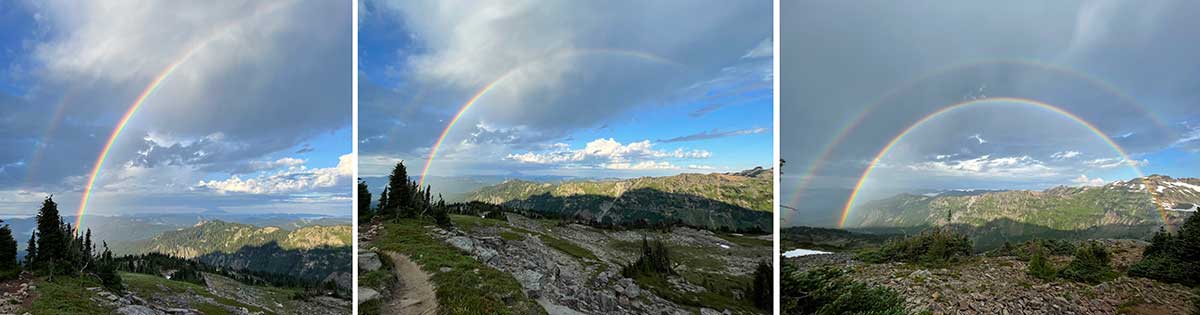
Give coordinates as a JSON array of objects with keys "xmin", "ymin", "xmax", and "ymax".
[
  {"xmin": 749, "ymin": 260, "xmax": 772, "ymax": 310},
  {"xmin": 1130, "ymin": 215, "xmax": 1200, "ymax": 287},
  {"xmin": 859, "ymin": 229, "xmax": 972, "ymax": 267},
  {"xmin": 781, "ymin": 265, "xmax": 907, "ymax": 315},
  {"xmin": 1058, "ymin": 241, "xmax": 1117, "ymax": 284},
  {"xmin": 1026, "ymin": 246, "xmax": 1056, "ymax": 281},
  {"xmin": 620, "ymin": 238, "xmax": 675, "ymax": 279}
]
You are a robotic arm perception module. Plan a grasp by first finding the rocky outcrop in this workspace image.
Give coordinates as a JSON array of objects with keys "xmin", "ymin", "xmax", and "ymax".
[{"xmin": 786, "ymin": 240, "xmax": 1198, "ymax": 314}]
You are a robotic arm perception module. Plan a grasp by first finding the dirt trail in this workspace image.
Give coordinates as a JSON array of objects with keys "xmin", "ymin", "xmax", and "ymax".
[{"xmin": 384, "ymin": 251, "xmax": 438, "ymax": 315}]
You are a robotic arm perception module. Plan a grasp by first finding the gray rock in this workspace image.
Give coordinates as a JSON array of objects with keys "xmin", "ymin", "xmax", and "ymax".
[
  {"xmin": 359, "ymin": 252, "xmax": 382, "ymax": 272},
  {"xmin": 357, "ymin": 288, "xmax": 381, "ymax": 305},
  {"xmin": 447, "ymin": 236, "xmax": 475, "ymax": 252},
  {"xmin": 116, "ymin": 305, "xmax": 164, "ymax": 315}
]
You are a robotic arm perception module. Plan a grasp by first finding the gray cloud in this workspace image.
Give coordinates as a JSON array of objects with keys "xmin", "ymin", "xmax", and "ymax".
[{"xmin": 659, "ymin": 127, "xmax": 767, "ymax": 143}]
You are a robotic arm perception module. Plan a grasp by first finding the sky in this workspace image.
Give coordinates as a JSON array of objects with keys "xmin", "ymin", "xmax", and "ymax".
[
  {"xmin": 782, "ymin": 1, "xmax": 1200, "ymax": 227},
  {"xmin": 0, "ymin": 1, "xmax": 352, "ymax": 221},
  {"xmin": 358, "ymin": 0, "xmax": 774, "ymax": 187}
]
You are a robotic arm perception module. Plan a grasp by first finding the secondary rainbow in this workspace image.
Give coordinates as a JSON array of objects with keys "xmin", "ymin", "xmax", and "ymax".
[
  {"xmin": 75, "ymin": 1, "xmax": 297, "ymax": 229},
  {"xmin": 416, "ymin": 49, "xmax": 682, "ymax": 188},
  {"xmin": 837, "ymin": 97, "xmax": 1163, "ymax": 228},
  {"xmin": 788, "ymin": 60, "xmax": 1169, "ymax": 210}
]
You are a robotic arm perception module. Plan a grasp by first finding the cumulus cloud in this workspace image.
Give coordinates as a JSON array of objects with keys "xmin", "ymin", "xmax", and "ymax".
[
  {"xmin": 1051, "ymin": 150, "xmax": 1081, "ymax": 159},
  {"xmin": 1071, "ymin": 174, "xmax": 1107, "ymax": 186},
  {"xmin": 197, "ymin": 154, "xmax": 352, "ymax": 195},
  {"xmin": 601, "ymin": 161, "xmax": 679, "ymax": 170},
  {"xmin": 907, "ymin": 155, "xmax": 1057, "ymax": 177},
  {"xmin": 658, "ymin": 127, "xmax": 767, "ymax": 143},
  {"xmin": 507, "ymin": 138, "xmax": 710, "ymax": 166}
]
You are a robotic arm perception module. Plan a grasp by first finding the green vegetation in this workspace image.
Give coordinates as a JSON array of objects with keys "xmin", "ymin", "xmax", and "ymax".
[
  {"xmin": 26, "ymin": 196, "xmax": 123, "ymax": 288},
  {"xmin": 24, "ymin": 276, "xmax": 116, "ymax": 314},
  {"xmin": 621, "ymin": 238, "xmax": 676, "ymax": 279},
  {"xmin": 781, "ymin": 265, "xmax": 907, "ymax": 315},
  {"xmin": 121, "ymin": 272, "xmax": 271, "ymax": 314},
  {"xmin": 1058, "ymin": 242, "xmax": 1118, "ymax": 284},
  {"xmin": 1026, "ymin": 246, "xmax": 1057, "ymax": 281},
  {"xmin": 537, "ymin": 233, "xmax": 598, "ymax": 261},
  {"xmin": 1130, "ymin": 214, "xmax": 1200, "ymax": 287},
  {"xmin": 463, "ymin": 170, "xmax": 773, "ymax": 232},
  {"xmin": 359, "ymin": 178, "xmax": 373, "ymax": 223},
  {"xmin": 373, "ymin": 219, "xmax": 545, "ymax": 315},
  {"xmin": 749, "ymin": 260, "xmax": 772, "ymax": 310},
  {"xmin": 859, "ymin": 229, "xmax": 972, "ymax": 267},
  {"xmin": 113, "ymin": 221, "xmax": 351, "ymax": 257},
  {"xmin": 0, "ymin": 224, "xmax": 18, "ymax": 280}
]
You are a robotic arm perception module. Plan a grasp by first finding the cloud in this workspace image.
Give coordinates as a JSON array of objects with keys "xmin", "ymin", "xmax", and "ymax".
[
  {"xmin": 1071, "ymin": 174, "xmax": 1107, "ymax": 186},
  {"xmin": 508, "ymin": 138, "xmax": 709, "ymax": 164},
  {"xmin": 1083, "ymin": 157, "xmax": 1149, "ymax": 169},
  {"xmin": 907, "ymin": 155, "xmax": 1057, "ymax": 177},
  {"xmin": 1051, "ymin": 150, "xmax": 1081, "ymax": 159},
  {"xmin": 658, "ymin": 127, "xmax": 767, "ymax": 143},
  {"xmin": 197, "ymin": 154, "xmax": 352, "ymax": 195},
  {"xmin": 969, "ymin": 134, "xmax": 988, "ymax": 144},
  {"xmin": 601, "ymin": 161, "xmax": 678, "ymax": 170}
]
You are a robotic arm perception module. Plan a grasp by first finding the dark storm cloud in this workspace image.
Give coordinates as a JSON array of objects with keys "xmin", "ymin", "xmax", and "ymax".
[{"xmin": 361, "ymin": 0, "xmax": 772, "ymax": 160}]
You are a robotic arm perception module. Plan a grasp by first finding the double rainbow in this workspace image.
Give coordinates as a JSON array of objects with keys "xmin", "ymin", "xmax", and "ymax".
[
  {"xmin": 416, "ymin": 49, "xmax": 682, "ymax": 187},
  {"xmin": 74, "ymin": 1, "xmax": 297, "ymax": 229},
  {"xmin": 836, "ymin": 97, "xmax": 1163, "ymax": 228}
]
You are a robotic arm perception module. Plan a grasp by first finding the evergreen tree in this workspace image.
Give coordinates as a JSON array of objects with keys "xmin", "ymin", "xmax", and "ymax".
[
  {"xmin": 34, "ymin": 196, "xmax": 67, "ymax": 275},
  {"xmin": 96, "ymin": 241, "xmax": 122, "ymax": 290},
  {"xmin": 387, "ymin": 162, "xmax": 414, "ymax": 217},
  {"xmin": 377, "ymin": 187, "xmax": 391, "ymax": 216},
  {"xmin": 749, "ymin": 260, "xmax": 772, "ymax": 310},
  {"xmin": 0, "ymin": 224, "xmax": 18, "ymax": 279},
  {"xmin": 24, "ymin": 231, "xmax": 36, "ymax": 267},
  {"xmin": 357, "ymin": 178, "xmax": 373, "ymax": 221}
]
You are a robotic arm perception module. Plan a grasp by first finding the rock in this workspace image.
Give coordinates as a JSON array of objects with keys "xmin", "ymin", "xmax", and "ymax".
[
  {"xmin": 700, "ymin": 308, "xmax": 722, "ymax": 315},
  {"xmin": 116, "ymin": 305, "xmax": 164, "ymax": 315},
  {"xmin": 359, "ymin": 252, "xmax": 382, "ymax": 272},
  {"xmin": 447, "ymin": 236, "xmax": 475, "ymax": 252},
  {"xmin": 357, "ymin": 288, "xmax": 381, "ymax": 305},
  {"xmin": 439, "ymin": 267, "xmax": 452, "ymax": 273}
]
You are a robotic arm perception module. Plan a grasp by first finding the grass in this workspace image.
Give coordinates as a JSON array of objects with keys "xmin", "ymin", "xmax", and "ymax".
[
  {"xmin": 121, "ymin": 272, "xmax": 271, "ymax": 314},
  {"xmin": 499, "ymin": 231, "xmax": 525, "ymax": 241},
  {"xmin": 608, "ymin": 238, "xmax": 761, "ymax": 313},
  {"xmin": 449, "ymin": 214, "xmax": 505, "ymax": 233},
  {"xmin": 715, "ymin": 233, "xmax": 772, "ymax": 248},
  {"xmin": 374, "ymin": 219, "xmax": 546, "ymax": 315},
  {"xmin": 24, "ymin": 276, "xmax": 117, "ymax": 315},
  {"xmin": 536, "ymin": 233, "xmax": 598, "ymax": 261}
]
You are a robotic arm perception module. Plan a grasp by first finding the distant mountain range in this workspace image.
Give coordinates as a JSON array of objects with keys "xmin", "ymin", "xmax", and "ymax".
[
  {"xmin": 109, "ymin": 220, "xmax": 352, "ymax": 283},
  {"xmin": 849, "ymin": 175, "xmax": 1199, "ymax": 231},
  {"xmin": 361, "ymin": 174, "xmax": 583, "ymax": 204},
  {"xmin": 465, "ymin": 167, "xmax": 774, "ymax": 231}
]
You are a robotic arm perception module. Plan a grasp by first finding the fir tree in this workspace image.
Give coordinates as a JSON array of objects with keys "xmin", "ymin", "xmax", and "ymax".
[
  {"xmin": 377, "ymin": 187, "xmax": 391, "ymax": 216},
  {"xmin": 0, "ymin": 224, "xmax": 18, "ymax": 279},
  {"xmin": 357, "ymin": 178, "xmax": 373, "ymax": 221},
  {"xmin": 24, "ymin": 231, "xmax": 36, "ymax": 267},
  {"xmin": 34, "ymin": 196, "xmax": 67, "ymax": 275},
  {"xmin": 749, "ymin": 260, "xmax": 772, "ymax": 310},
  {"xmin": 387, "ymin": 162, "xmax": 414, "ymax": 217}
]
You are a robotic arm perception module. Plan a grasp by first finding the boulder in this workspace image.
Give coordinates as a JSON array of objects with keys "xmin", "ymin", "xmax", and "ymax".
[
  {"xmin": 447, "ymin": 236, "xmax": 475, "ymax": 252},
  {"xmin": 359, "ymin": 252, "xmax": 382, "ymax": 272},
  {"xmin": 116, "ymin": 305, "xmax": 164, "ymax": 315},
  {"xmin": 357, "ymin": 288, "xmax": 381, "ymax": 305}
]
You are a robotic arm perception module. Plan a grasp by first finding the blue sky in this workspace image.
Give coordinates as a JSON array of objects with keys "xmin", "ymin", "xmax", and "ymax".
[
  {"xmin": 0, "ymin": 1, "xmax": 351, "ymax": 219},
  {"xmin": 781, "ymin": 1, "xmax": 1200, "ymax": 227},
  {"xmin": 358, "ymin": 0, "xmax": 773, "ymax": 184}
]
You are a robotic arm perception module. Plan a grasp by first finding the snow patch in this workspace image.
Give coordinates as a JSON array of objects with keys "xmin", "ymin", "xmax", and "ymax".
[{"xmin": 783, "ymin": 248, "xmax": 831, "ymax": 258}]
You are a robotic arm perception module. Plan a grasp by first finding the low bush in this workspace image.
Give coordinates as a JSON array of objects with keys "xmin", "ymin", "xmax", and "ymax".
[
  {"xmin": 1058, "ymin": 242, "xmax": 1117, "ymax": 284},
  {"xmin": 781, "ymin": 265, "xmax": 907, "ymax": 315},
  {"xmin": 859, "ymin": 229, "xmax": 972, "ymax": 267},
  {"xmin": 1130, "ymin": 214, "xmax": 1200, "ymax": 287},
  {"xmin": 1026, "ymin": 246, "xmax": 1056, "ymax": 281}
]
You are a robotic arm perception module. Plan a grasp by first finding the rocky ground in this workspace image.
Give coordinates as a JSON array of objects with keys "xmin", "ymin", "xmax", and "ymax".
[
  {"xmin": 101, "ymin": 272, "xmax": 348, "ymax": 315},
  {"xmin": 0, "ymin": 272, "xmax": 35, "ymax": 314},
  {"xmin": 435, "ymin": 213, "xmax": 768, "ymax": 315},
  {"xmin": 786, "ymin": 239, "xmax": 1198, "ymax": 315}
]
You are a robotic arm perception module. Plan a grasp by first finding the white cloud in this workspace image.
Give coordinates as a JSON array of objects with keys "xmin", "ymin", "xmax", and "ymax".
[
  {"xmin": 601, "ymin": 161, "xmax": 678, "ymax": 170},
  {"xmin": 507, "ymin": 138, "xmax": 710, "ymax": 165},
  {"xmin": 687, "ymin": 165, "xmax": 715, "ymax": 170},
  {"xmin": 1051, "ymin": 150, "xmax": 1081, "ymax": 159},
  {"xmin": 1071, "ymin": 174, "xmax": 1107, "ymax": 186},
  {"xmin": 968, "ymin": 134, "xmax": 988, "ymax": 144},
  {"xmin": 197, "ymin": 154, "xmax": 352, "ymax": 194},
  {"xmin": 907, "ymin": 155, "xmax": 1057, "ymax": 177},
  {"xmin": 1083, "ymin": 157, "xmax": 1149, "ymax": 169}
]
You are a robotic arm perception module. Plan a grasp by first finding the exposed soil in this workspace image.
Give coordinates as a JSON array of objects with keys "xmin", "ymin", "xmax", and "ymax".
[{"xmin": 383, "ymin": 251, "xmax": 438, "ymax": 315}]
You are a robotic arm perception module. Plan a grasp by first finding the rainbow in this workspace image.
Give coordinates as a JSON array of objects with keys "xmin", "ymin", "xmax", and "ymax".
[
  {"xmin": 787, "ymin": 59, "xmax": 1169, "ymax": 209},
  {"xmin": 836, "ymin": 97, "xmax": 1164, "ymax": 228},
  {"xmin": 416, "ymin": 49, "xmax": 682, "ymax": 187},
  {"xmin": 74, "ymin": 1, "xmax": 297, "ymax": 229}
]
